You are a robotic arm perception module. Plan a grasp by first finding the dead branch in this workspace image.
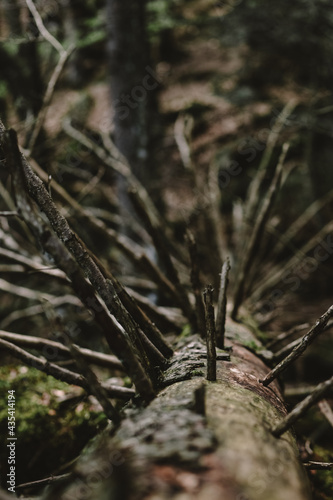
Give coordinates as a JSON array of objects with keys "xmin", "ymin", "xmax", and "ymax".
[
  {"xmin": 16, "ymin": 473, "xmax": 70, "ymax": 493},
  {"xmin": 261, "ymin": 305, "xmax": 333, "ymax": 386},
  {"xmin": 127, "ymin": 288, "xmax": 184, "ymax": 331},
  {"xmin": 0, "ymin": 246, "xmax": 67, "ymax": 280},
  {"xmin": 0, "ymin": 330, "xmax": 124, "ymax": 370},
  {"xmin": 242, "ymin": 101, "xmax": 296, "ymax": 229},
  {"xmin": 186, "ymin": 231, "xmax": 206, "ymax": 337},
  {"xmin": 62, "ymin": 119, "xmax": 162, "ymax": 233},
  {"xmin": 270, "ymin": 187, "xmax": 333, "ymax": 261},
  {"xmin": 216, "ymin": 257, "xmax": 230, "ymax": 349},
  {"xmin": 54, "ymin": 326, "xmax": 121, "ymax": 423},
  {"xmin": 0, "ymin": 338, "xmax": 134, "ymax": 400},
  {"xmin": 203, "ymin": 286, "xmax": 217, "ymax": 381},
  {"xmin": 25, "ymin": 0, "xmax": 74, "ymax": 153},
  {"xmin": 273, "ymin": 337, "xmax": 303, "ymax": 363},
  {"xmin": 271, "ymin": 375, "xmax": 333, "ymax": 437},
  {"xmin": 284, "ymin": 384, "xmax": 318, "ymax": 399},
  {"xmin": 1, "ymin": 298, "xmax": 80, "ymax": 329},
  {"xmin": 0, "ymin": 124, "xmax": 155, "ymax": 401},
  {"xmin": 128, "ymin": 187, "xmax": 195, "ymax": 325},
  {"xmin": 266, "ymin": 323, "xmax": 311, "ymax": 350},
  {"xmin": 318, "ymin": 399, "xmax": 333, "ymax": 428},
  {"xmin": 25, "ymin": 0, "xmax": 64, "ymax": 54},
  {"xmin": 303, "ymin": 462, "xmax": 333, "ymax": 470},
  {"xmin": 29, "ymin": 156, "xmax": 182, "ymax": 313},
  {"xmin": 174, "ymin": 112, "xmax": 193, "ymax": 170},
  {"xmin": 232, "ymin": 143, "xmax": 289, "ymax": 319},
  {"xmin": 28, "ymin": 46, "xmax": 74, "ymax": 153},
  {"xmin": 0, "ymin": 210, "xmax": 20, "ymax": 217},
  {"xmin": 249, "ymin": 220, "xmax": 333, "ymax": 304},
  {"xmin": 0, "ymin": 277, "xmax": 56, "ymax": 302}
]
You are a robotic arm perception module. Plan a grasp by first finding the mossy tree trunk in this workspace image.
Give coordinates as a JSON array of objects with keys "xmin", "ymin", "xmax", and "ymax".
[{"xmin": 44, "ymin": 321, "xmax": 311, "ymax": 500}]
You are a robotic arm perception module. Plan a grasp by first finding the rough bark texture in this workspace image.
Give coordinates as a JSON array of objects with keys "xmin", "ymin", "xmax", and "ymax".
[{"xmin": 43, "ymin": 320, "xmax": 311, "ymax": 500}]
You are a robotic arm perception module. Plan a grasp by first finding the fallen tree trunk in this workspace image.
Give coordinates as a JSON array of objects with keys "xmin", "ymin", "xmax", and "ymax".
[
  {"xmin": 0, "ymin": 121, "xmax": 312, "ymax": 500},
  {"xmin": 43, "ymin": 321, "xmax": 311, "ymax": 500}
]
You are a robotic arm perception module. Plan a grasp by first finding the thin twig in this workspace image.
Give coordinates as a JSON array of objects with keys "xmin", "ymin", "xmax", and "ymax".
[
  {"xmin": 126, "ymin": 287, "xmax": 184, "ymax": 331},
  {"xmin": 0, "ymin": 211, "xmax": 20, "ymax": 217},
  {"xmin": 186, "ymin": 231, "xmax": 206, "ymax": 337},
  {"xmin": 270, "ymin": 187, "xmax": 333, "ymax": 261},
  {"xmin": 174, "ymin": 113, "xmax": 193, "ymax": 170},
  {"xmin": 1, "ymin": 298, "xmax": 79, "ymax": 329},
  {"xmin": 0, "ymin": 277, "xmax": 55, "ymax": 302},
  {"xmin": 128, "ymin": 186, "xmax": 195, "ymax": 325},
  {"xmin": 266, "ymin": 323, "xmax": 310, "ymax": 350},
  {"xmin": 30, "ymin": 156, "xmax": 178, "ymax": 307},
  {"xmin": 249, "ymin": 220, "xmax": 333, "ymax": 304},
  {"xmin": 24, "ymin": 0, "xmax": 75, "ymax": 153},
  {"xmin": 232, "ymin": 143, "xmax": 289, "ymax": 319},
  {"xmin": 261, "ymin": 305, "xmax": 333, "ymax": 386},
  {"xmin": 318, "ymin": 399, "xmax": 333, "ymax": 428},
  {"xmin": 27, "ymin": 46, "xmax": 74, "ymax": 153},
  {"xmin": 203, "ymin": 286, "xmax": 217, "ymax": 382},
  {"xmin": 1, "ymin": 126, "xmax": 155, "ymax": 401},
  {"xmin": 273, "ymin": 338, "xmax": 303, "ymax": 363},
  {"xmin": 243, "ymin": 101, "xmax": 296, "ymax": 228},
  {"xmin": 55, "ymin": 328, "xmax": 121, "ymax": 423},
  {"xmin": 16, "ymin": 473, "xmax": 70, "ymax": 492},
  {"xmin": 0, "ymin": 338, "xmax": 135, "ymax": 400},
  {"xmin": 284, "ymin": 384, "xmax": 318, "ymax": 399},
  {"xmin": 271, "ymin": 375, "xmax": 333, "ymax": 437},
  {"xmin": 216, "ymin": 258, "xmax": 230, "ymax": 349},
  {"xmin": 25, "ymin": 0, "xmax": 64, "ymax": 54},
  {"xmin": 0, "ymin": 331, "xmax": 124, "ymax": 370},
  {"xmin": 0, "ymin": 245, "xmax": 67, "ymax": 280},
  {"xmin": 303, "ymin": 462, "xmax": 333, "ymax": 470}
]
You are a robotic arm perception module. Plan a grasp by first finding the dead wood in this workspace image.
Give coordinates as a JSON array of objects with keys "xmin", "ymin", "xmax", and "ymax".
[{"xmin": 43, "ymin": 322, "xmax": 311, "ymax": 500}]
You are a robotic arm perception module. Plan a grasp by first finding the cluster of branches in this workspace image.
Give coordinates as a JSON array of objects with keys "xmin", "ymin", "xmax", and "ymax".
[{"xmin": 0, "ymin": 4, "xmax": 332, "ymax": 497}]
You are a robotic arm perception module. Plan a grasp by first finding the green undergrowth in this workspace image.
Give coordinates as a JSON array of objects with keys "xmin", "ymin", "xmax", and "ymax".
[{"xmin": 0, "ymin": 365, "xmax": 107, "ymax": 487}]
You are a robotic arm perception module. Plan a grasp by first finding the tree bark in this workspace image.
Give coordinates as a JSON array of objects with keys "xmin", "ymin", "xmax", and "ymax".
[{"xmin": 43, "ymin": 321, "xmax": 311, "ymax": 500}]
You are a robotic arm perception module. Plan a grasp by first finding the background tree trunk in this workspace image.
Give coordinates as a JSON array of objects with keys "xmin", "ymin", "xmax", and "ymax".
[{"xmin": 106, "ymin": 0, "xmax": 153, "ymax": 183}]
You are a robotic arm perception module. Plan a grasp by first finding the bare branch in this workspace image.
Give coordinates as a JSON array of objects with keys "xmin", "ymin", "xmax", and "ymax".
[
  {"xmin": 25, "ymin": 0, "xmax": 64, "ymax": 54},
  {"xmin": 232, "ymin": 143, "xmax": 289, "ymax": 319},
  {"xmin": 54, "ymin": 326, "xmax": 121, "ymax": 423},
  {"xmin": 0, "ymin": 330, "xmax": 124, "ymax": 371},
  {"xmin": 0, "ymin": 211, "xmax": 20, "ymax": 217},
  {"xmin": 303, "ymin": 461, "xmax": 333, "ymax": 470},
  {"xmin": 216, "ymin": 257, "xmax": 230, "ymax": 349},
  {"xmin": 249, "ymin": 220, "xmax": 333, "ymax": 304},
  {"xmin": 128, "ymin": 187, "xmax": 195, "ymax": 324},
  {"xmin": 318, "ymin": 399, "xmax": 333, "ymax": 428},
  {"xmin": 1, "ymin": 127, "xmax": 155, "ymax": 401},
  {"xmin": 271, "ymin": 375, "xmax": 333, "ymax": 437},
  {"xmin": 266, "ymin": 323, "xmax": 310, "ymax": 350},
  {"xmin": 27, "ymin": 46, "xmax": 74, "ymax": 153},
  {"xmin": 261, "ymin": 305, "xmax": 333, "ymax": 386},
  {"xmin": 0, "ymin": 338, "xmax": 134, "ymax": 400},
  {"xmin": 243, "ymin": 101, "xmax": 296, "ymax": 227},
  {"xmin": 203, "ymin": 286, "xmax": 217, "ymax": 382},
  {"xmin": 174, "ymin": 113, "xmax": 193, "ymax": 170},
  {"xmin": 16, "ymin": 473, "xmax": 70, "ymax": 493},
  {"xmin": 186, "ymin": 231, "xmax": 206, "ymax": 337},
  {"xmin": 271, "ymin": 187, "xmax": 333, "ymax": 261}
]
